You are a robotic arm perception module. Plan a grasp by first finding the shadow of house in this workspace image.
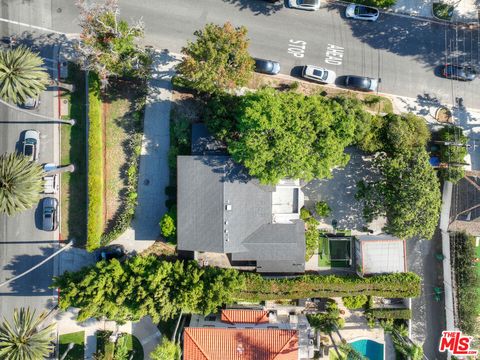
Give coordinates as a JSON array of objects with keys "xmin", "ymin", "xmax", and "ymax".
[{"xmin": 449, "ymin": 175, "xmax": 480, "ymax": 236}]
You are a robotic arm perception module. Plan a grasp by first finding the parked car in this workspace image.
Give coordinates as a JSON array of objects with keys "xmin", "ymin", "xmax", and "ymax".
[
  {"xmin": 43, "ymin": 163, "xmax": 59, "ymax": 194},
  {"xmin": 288, "ymin": 0, "xmax": 320, "ymax": 11},
  {"xmin": 42, "ymin": 197, "xmax": 58, "ymax": 231},
  {"xmin": 345, "ymin": 4, "xmax": 379, "ymax": 21},
  {"xmin": 22, "ymin": 130, "xmax": 40, "ymax": 161},
  {"xmin": 344, "ymin": 75, "xmax": 378, "ymax": 91},
  {"xmin": 442, "ymin": 65, "xmax": 476, "ymax": 81},
  {"xmin": 302, "ymin": 65, "xmax": 336, "ymax": 84},
  {"xmin": 96, "ymin": 245, "xmax": 127, "ymax": 262},
  {"xmin": 19, "ymin": 96, "xmax": 40, "ymax": 110},
  {"xmin": 254, "ymin": 58, "xmax": 281, "ymax": 75}
]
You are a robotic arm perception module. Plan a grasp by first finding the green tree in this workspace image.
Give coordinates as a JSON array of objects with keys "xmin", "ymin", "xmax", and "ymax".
[
  {"xmin": 315, "ymin": 201, "xmax": 331, "ymax": 217},
  {"xmin": 0, "ymin": 308, "xmax": 55, "ymax": 360},
  {"xmin": 438, "ymin": 126, "xmax": 468, "ymax": 183},
  {"xmin": 150, "ymin": 339, "xmax": 181, "ymax": 360},
  {"xmin": 177, "ymin": 22, "xmax": 255, "ymax": 94},
  {"xmin": 0, "ymin": 46, "xmax": 49, "ymax": 104},
  {"xmin": 51, "ymin": 256, "xmax": 245, "ymax": 323},
  {"xmin": 76, "ymin": 0, "xmax": 150, "ymax": 84},
  {"xmin": 308, "ymin": 301, "xmax": 345, "ymax": 358},
  {"xmin": 342, "ymin": 295, "xmax": 368, "ymax": 309},
  {"xmin": 226, "ymin": 88, "xmax": 357, "ymax": 184},
  {"xmin": 358, "ymin": 150, "xmax": 441, "ymax": 239},
  {"xmin": 160, "ymin": 212, "xmax": 176, "ymax": 240},
  {"xmin": 0, "ymin": 153, "xmax": 43, "ymax": 216}
]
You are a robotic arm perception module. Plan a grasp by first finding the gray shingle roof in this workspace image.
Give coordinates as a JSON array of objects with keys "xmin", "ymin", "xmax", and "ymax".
[{"xmin": 177, "ymin": 155, "xmax": 305, "ymax": 273}]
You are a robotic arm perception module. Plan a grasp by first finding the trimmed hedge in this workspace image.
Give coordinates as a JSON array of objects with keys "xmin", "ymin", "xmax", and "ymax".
[
  {"xmin": 369, "ymin": 308, "xmax": 412, "ymax": 320},
  {"xmin": 86, "ymin": 72, "xmax": 104, "ymax": 251},
  {"xmin": 235, "ymin": 272, "xmax": 421, "ymax": 301}
]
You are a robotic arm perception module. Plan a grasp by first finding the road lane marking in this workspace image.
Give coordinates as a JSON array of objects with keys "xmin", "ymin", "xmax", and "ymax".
[
  {"xmin": 288, "ymin": 39, "xmax": 307, "ymax": 58},
  {"xmin": 325, "ymin": 44, "xmax": 344, "ymax": 65}
]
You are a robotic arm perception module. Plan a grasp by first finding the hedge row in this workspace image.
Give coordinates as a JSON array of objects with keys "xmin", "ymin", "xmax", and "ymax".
[
  {"xmin": 86, "ymin": 72, "xmax": 104, "ymax": 252},
  {"xmin": 369, "ymin": 308, "xmax": 412, "ymax": 320},
  {"xmin": 235, "ymin": 272, "xmax": 421, "ymax": 301}
]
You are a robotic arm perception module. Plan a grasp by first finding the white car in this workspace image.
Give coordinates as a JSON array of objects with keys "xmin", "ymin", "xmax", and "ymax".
[
  {"xmin": 302, "ymin": 66, "xmax": 336, "ymax": 84},
  {"xmin": 345, "ymin": 4, "xmax": 379, "ymax": 21},
  {"xmin": 288, "ymin": 0, "xmax": 320, "ymax": 11},
  {"xmin": 43, "ymin": 163, "xmax": 59, "ymax": 194},
  {"xmin": 23, "ymin": 129, "xmax": 40, "ymax": 161}
]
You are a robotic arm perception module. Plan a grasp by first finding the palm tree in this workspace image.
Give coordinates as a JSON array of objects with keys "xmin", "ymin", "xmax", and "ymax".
[
  {"xmin": 0, "ymin": 153, "xmax": 43, "ymax": 215},
  {"xmin": 308, "ymin": 301, "xmax": 345, "ymax": 358},
  {"xmin": 0, "ymin": 308, "xmax": 55, "ymax": 360},
  {"xmin": 0, "ymin": 46, "xmax": 50, "ymax": 104}
]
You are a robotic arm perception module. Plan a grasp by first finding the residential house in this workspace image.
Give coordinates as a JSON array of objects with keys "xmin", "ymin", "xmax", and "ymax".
[
  {"xmin": 176, "ymin": 124, "xmax": 306, "ymax": 273},
  {"xmin": 183, "ymin": 308, "xmax": 314, "ymax": 360}
]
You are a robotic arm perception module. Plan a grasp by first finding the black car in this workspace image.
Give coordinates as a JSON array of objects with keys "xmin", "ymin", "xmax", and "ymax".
[
  {"xmin": 254, "ymin": 58, "xmax": 281, "ymax": 75},
  {"xmin": 344, "ymin": 75, "xmax": 378, "ymax": 91},
  {"xmin": 442, "ymin": 65, "xmax": 476, "ymax": 81},
  {"xmin": 96, "ymin": 244, "xmax": 127, "ymax": 262}
]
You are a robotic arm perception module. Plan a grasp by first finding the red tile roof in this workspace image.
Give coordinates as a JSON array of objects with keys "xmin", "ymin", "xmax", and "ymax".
[
  {"xmin": 183, "ymin": 328, "xmax": 298, "ymax": 360},
  {"xmin": 221, "ymin": 309, "xmax": 269, "ymax": 324}
]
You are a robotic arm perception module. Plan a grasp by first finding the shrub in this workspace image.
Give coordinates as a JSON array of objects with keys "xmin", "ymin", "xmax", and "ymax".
[
  {"xmin": 160, "ymin": 212, "xmax": 176, "ymax": 240},
  {"xmin": 368, "ymin": 308, "xmax": 412, "ymax": 320},
  {"xmin": 315, "ymin": 201, "xmax": 331, "ymax": 218},
  {"xmin": 87, "ymin": 72, "xmax": 104, "ymax": 251},
  {"xmin": 300, "ymin": 207, "xmax": 312, "ymax": 221},
  {"xmin": 342, "ymin": 295, "xmax": 368, "ymax": 309},
  {"xmin": 305, "ymin": 227, "xmax": 319, "ymax": 261},
  {"xmin": 235, "ymin": 272, "xmax": 422, "ymax": 301},
  {"xmin": 438, "ymin": 126, "xmax": 468, "ymax": 183},
  {"xmin": 433, "ymin": 2, "xmax": 454, "ymax": 20},
  {"xmin": 350, "ymin": 0, "xmax": 396, "ymax": 8}
]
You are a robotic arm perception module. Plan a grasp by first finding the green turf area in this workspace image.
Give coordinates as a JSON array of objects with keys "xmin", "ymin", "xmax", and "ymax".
[
  {"xmin": 329, "ymin": 238, "xmax": 352, "ymax": 268},
  {"xmin": 318, "ymin": 235, "xmax": 331, "ymax": 267},
  {"xmin": 59, "ymin": 331, "xmax": 84, "ymax": 360}
]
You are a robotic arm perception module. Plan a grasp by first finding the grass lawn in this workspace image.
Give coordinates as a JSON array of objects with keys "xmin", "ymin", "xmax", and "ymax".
[
  {"xmin": 96, "ymin": 331, "xmax": 143, "ymax": 360},
  {"xmin": 60, "ymin": 63, "xmax": 87, "ymax": 245},
  {"xmin": 318, "ymin": 235, "xmax": 331, "ymax": 268},
  {"xmin": 59, "ymin": 331, "xmax": 84, "ymax": 360}
]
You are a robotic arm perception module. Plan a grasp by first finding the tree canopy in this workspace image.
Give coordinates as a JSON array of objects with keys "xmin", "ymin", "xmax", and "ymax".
[
  {"xmin": 437, "ymin": 126, "xmax": 468, "ymax": 183},
  {"xmin": 0, "ymin": 46, "xmax": 49, "ymax": 104},
  {"xmin": 356, "ymin": 113, "xmax": 441, "ymax": 240},
  {"xmin": 211, "ymin": 88, "xmax": 358, "ymax": 184},
  {"xmin": 52, "ymin": 256, "xmax": 245, "ymax": 323},
  {"xmin": 177, "ymin": 22, "xmax": 254, "ymax": 94},
  {"xmin": 150, "ymin": 339, "xmax": 181, "ymax": 360},
  {"xmin": 76, "ymin": 0, "xmax": 150, "ymax": 84}
]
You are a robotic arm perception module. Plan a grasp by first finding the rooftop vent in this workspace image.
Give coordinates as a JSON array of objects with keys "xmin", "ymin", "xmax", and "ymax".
[{"xmin": 226, "ymin": 204, "xmax": 232, "ymax": 211}]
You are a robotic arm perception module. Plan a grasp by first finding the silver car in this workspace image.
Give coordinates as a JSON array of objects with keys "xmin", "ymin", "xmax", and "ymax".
[
  {"xmin": 42, "ymin": 197, "xmax": 58, "ymax": 231},
  {"xmin": 345, "ymin": 4, "xmax": 379, "ymax": 21},
  {"xmin": 288, "ymin": 0, "xmax": 320, "ymax": 11},
  {"xmin": 23, "ymin": 130, "xmax": 40, "ymax": 162},
  {"xmin": 302, "ymin": 65, "xmax": 336, "ymax": 84}
]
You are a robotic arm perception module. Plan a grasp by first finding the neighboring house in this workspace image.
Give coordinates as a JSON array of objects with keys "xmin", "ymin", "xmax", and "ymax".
[
  {"xmin": 184, "ymin": 308, "xmax": 314, "ymax": 360},
  {"xmin": 449, "ymin": 175, "xmax": 480, "ymax": 237},
  {"xmin": 177, "ymin": 124, "xmax": 306, "ymax": 273},
  {"xmin": 355, "ymin": 235, "xmax": 407, "ymax": 276}
]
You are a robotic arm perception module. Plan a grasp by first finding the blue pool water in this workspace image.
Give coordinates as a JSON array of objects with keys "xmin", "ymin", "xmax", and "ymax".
[{"xmin": 349, "ymin": 339, "xmax": 384, "ymax": 360}]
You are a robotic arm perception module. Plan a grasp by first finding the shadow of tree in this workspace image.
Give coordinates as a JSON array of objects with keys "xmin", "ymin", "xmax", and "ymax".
[{"xmin": 222, "ymin": 0, "xmax": 285, "ymax": 15}]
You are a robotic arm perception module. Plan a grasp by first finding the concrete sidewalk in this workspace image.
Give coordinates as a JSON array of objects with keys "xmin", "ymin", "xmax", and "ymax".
[
  {"xmin": 112, "ymin": 50, "xmax": 181, "ymax": 253},
  {"xmin": 390, "ymin": 0, "xmax": 479, "ymax": 23}
]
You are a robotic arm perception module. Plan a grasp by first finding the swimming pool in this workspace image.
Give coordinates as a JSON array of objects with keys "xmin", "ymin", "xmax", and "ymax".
[{"xmin": 349, "ymin": 338, "xmax": 384, "ymax": 360}]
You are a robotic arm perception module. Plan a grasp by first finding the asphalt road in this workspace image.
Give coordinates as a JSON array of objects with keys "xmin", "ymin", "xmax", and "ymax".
[
  {"xmin": 52, "ymin": 0, "xmax": 480, "ymax": 109},
  {"xmin": 0, "ymin": 1, "xmax": 58, "ymax": 317}
]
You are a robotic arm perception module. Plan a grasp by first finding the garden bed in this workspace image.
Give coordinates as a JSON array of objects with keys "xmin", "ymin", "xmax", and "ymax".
[{"xmin": 433, "ymin": 2, "xmax": 454, "ymax": 20}]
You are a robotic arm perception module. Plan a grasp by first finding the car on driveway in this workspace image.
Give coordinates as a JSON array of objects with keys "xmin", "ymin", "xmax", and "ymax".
[
  {"xmin": 288, "ymin": 0, "xmax": 320, "ymax": 11},
  {"xmin": 345, "ymin": 4, "xmax": 379, "ymax": 21},
  {"xmin": 302, "ymin": 65, "xmax": 336, "ymax": 84},
  {"xmin": 254, "ymin": 58, "xmax": 281, "ymax": 75},
  {"xmin": 344, "ymin": 75, "xmax": 378, "ymax": 91},
  {"xmin": 96, "ymin": 244, "xmax": 127, "ymax": 262},
  {"xmin": 23, "ymin": 130, "xmax": 40, "ymax": 161},
  {"xmin": 442, "ymin": 65, "xmax": 476, "ymax": 81},
  {"xmin": 42, "ymin": 197, "xmax": 58, "ymax": 231}
]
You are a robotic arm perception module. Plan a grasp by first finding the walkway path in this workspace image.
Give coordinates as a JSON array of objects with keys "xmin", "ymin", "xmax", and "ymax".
[
  {"xmin": 112, "ymin": 50, "xmax": 181, "ymax": 253},
  {"xmin": 390, "ymin": 0, "xmax": 479, "ymax": 22}
]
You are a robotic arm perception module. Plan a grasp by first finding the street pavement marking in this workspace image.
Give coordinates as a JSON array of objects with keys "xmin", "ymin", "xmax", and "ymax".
[
  {"xmin": 288, "ymin": 39, "xmax": 307, "ymax": 58},
  {"xmin": 325, "ymin": 44, "xmax": 344, "ymax": 65}
]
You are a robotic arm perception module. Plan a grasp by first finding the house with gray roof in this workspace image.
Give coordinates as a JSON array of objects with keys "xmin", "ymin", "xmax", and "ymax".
[{"xmin": 177, "ymin": 125, "xmax": 306, "ymax": 273}]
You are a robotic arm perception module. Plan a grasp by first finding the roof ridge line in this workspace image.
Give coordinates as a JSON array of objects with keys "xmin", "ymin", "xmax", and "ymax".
[
  {"xmin": 185, "ymin": 328, "xmax": 211, "ymax": 360},
  {"xmin": 272, "ymin": 330, "xmax": 298, "ymax": 360}
]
